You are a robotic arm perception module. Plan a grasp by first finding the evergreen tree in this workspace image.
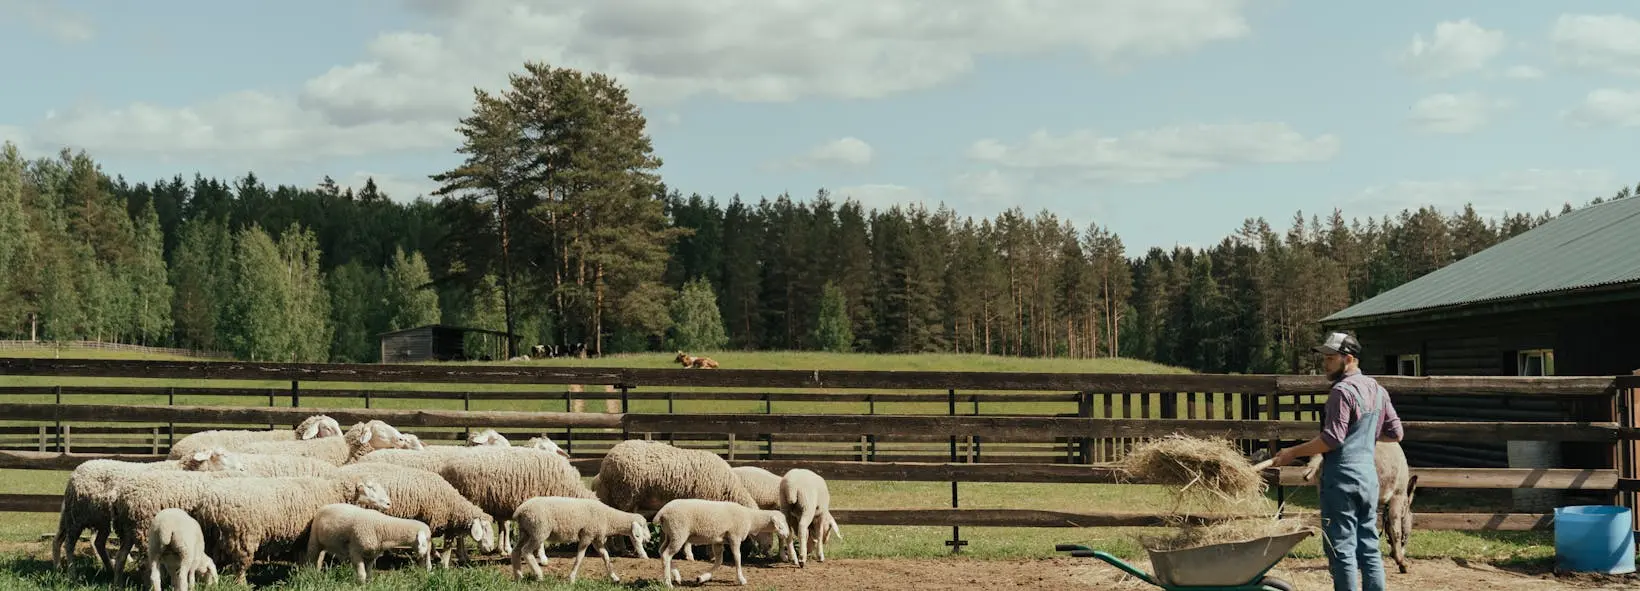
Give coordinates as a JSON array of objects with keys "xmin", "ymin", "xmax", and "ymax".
[
  {"xmin": 169, "ymin": 218, "xmax": 233, "ymax": 350},
  {"xmin": 129, "ymin": 200, "xmax": 173, "ymax": 345},
  {"xmin": 809, "ymin": 280, "xmax": 854, "ymax": 352},
  {"xmin": 667, "ymin": 276, "xmax": 728, "ymax": 352},
  {"xmin": 382, "ymin": 247, "xmax": 441, "ymax": 331},
  {"xmin": 327, "ymin": 260, "xmax": 383, "ymax": 363}
]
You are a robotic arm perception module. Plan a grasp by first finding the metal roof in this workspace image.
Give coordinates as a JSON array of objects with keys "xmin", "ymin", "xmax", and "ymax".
[{"xmin": 1321, "ymin": 196, "xmax": 1640, "ymax": 324}]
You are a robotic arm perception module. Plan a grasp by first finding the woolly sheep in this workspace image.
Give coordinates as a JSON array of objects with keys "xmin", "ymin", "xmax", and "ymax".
[
  {"xmin": 180, "ymin": 449, "xmax": 338, "ymax": 478},
  {"xmin": 778, "ymin": 469, "xmax": 836, "ymax": 567},
  {"xmin": 51, "ymin": 458, "xmax": 190, "ymax": 572},
  {"xmin": 595, "ymin": 440, "xmax": 758, "ymax": 514},
  {"xmin": 331, "ymin": 462, "xmax": 498, "ymax": 567},
  {"xmin": 653, "ymin": 499, "xmax": 794, "ymax": 588},
  {"xmin": 438, "ymin": 446, "xmax": 595, "ymax": 556},
  {"xmin": 192, "ymin": 475, "xmax": 392, "ymax": 584},
  {"xmin": 399, "ymin": 433, "xmax": 426, "ymax": 450},
  {"xmin": 467, "ymin": 428, "xmax": 509, "ymax": 447},
  {"xmin": 108, "ymin": 469, "xmax": 245, "ymax": 587},
  {"xmin": 730, "ymin": 466, "xmax": 783, "ymax": 555},
  {"xmin": 357, "ymin": 444, "xmax": 473, "ymax": 473},
  {"xmin": 145, "ymin": 508, "xmax": 216, "ymax": 591},
  {"xmin": 305, "ymin": 502, "xmax": 433, "ymax": 583},
  {"xmin": 236, "ymin": 420, "xmax": 407, "ymax": 466},
  {"xmin": 166, "ymin": 415, "xmax": 342, "ymax": 460},
  {"xmin": 1301, "ymin": 441, "xmax": 1418, "ymax": 574},
  {"xmin": 509, "ymin": 496, "xmax": 651, "ymax": 584},
  {"xmin": 526, "ymin": 435, "xmax": 570, "ymax": 458}
]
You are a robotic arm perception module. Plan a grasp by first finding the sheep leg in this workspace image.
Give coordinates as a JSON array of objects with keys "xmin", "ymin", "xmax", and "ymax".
[
  {"xmin": 660, "ymin": 537, "xmax": 685, "ymax": 588},
  {"xmin": 148, "ymin": 557, "xmax": 163, "ymax": 591},
  {"xmin": 731, "ymin": 538, "xmax": 747, "ymax": 585},
  {"xmin": 349, "ymin": 547, "xmax": 370, "ymax": 584},
  {"xmin": 92, "ymin": 526, "xmax": 114, "ymax": 572},
  {"xmin": 569, "ymin": 540, "xmax": 590, "ymax": 584},
  {"xmin": 509, "ymin": 531, "xmax": 541, "ymax": 581},
  {"xmin": 112, "ymin": 535, "xmax": 135, "ymax": 587},
  {"xmin": 595, "ymin": 541, "xmax": 619, "ymax": 583},
  {"xmin": 173, "ymin": 561, "xmax": 191, "ymax": 591},
  {"xmin": 695, "ymin": 543, "xmax": 724, "ymax": 584},
  {"xmin": 797, "ymin": 508, "xmax": 816, "ymax": 568}
]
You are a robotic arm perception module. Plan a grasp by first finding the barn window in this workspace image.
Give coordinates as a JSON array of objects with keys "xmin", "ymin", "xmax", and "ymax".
[
  {"xmin": 1517, "ymin": 349, "xmax": 1555, "ymax": 376},
  {"xmin": 1395, "ymin": 354, "xmax": 1421, "ymax": 376}
]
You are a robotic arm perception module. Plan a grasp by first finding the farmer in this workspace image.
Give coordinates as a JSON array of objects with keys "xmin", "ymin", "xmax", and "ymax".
[{"xmin": 1269, "ymin": 331, "xmax": 1403, "ymax": 591}]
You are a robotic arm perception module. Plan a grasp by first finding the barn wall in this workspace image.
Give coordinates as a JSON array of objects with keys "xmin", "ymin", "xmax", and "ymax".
[{"xmin": 380, "ymin": 328, "xmax": 435, "ymax": 363}]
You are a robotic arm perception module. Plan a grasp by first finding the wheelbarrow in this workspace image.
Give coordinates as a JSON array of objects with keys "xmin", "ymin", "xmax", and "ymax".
[{"xmin": 1055, "ymin": 528, "xmax": 1310, "ymax": 591}]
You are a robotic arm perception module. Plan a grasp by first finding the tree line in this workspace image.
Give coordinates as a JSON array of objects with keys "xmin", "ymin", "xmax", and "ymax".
[{"xmin": 0, "ymin": 61, "xmax": 1632, "ymax": 372}]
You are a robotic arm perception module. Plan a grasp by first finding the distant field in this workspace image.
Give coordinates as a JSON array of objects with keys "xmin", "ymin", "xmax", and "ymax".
[{"xmin": 0, "ymin": 345, "xmax": 1551, "ymax": 572}]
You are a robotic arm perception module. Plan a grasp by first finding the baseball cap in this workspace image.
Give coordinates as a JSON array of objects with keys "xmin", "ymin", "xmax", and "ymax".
[{"xmin": 1312, "ymin": 331, "xmax": 1360, "ymax": 356}]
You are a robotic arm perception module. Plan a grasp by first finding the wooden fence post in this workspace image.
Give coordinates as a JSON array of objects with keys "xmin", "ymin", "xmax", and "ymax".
[
  {"xmin": 1625, "ymin": 370, "xmax": 1639, "ymax": 534},
  {"xmin": 1076, "ymin": 391, "xmax": 1093, "ymax": 464},
  {"xmin": 945, "ymin": 388, "xmax": 966, "ymax": 553}
]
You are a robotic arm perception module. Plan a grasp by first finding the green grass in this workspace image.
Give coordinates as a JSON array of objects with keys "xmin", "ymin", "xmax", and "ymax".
[{"xmin": 0, "ymin": 345, "xmax": 1555, "ymax": 584}]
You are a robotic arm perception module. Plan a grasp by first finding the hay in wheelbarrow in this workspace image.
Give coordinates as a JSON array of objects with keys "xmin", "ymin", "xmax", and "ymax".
[
  {"xmin": 1117, "ymin": 434, "xmax": 1268, "ymax": 504},
  {"xmin": 1139, "ymin": 515, "xmax": 1314, "ymax": 552}
]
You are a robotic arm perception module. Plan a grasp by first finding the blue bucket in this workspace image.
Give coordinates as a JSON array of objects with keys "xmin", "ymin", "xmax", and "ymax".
[{"xmin": 1554, "ymin": 505, "xmax": 1636, "ymax": 575}]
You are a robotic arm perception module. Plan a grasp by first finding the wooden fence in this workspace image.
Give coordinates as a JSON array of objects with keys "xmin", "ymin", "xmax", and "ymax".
[{"xmin": 1, "ymin": 358, "xmax": 1637, "ymax": 546}]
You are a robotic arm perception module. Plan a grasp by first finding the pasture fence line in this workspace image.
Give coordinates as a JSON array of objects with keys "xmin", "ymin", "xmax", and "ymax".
[
  {"xmin": 0, "ymin": 340, "xmax": 235, "ymax": 360},
  {"xmin": 1, "ymin": 358, "xmax": 1637, "ymax": 548}
]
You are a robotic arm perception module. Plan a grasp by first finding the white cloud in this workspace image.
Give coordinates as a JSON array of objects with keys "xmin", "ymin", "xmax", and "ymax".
[
  {"xmin": 1563, "ymin": 89, "xmax": 1640, "ymax": 127},
  {"xmin": 833, "ymin": 184, "xmax": 936, "ymax": 213},
  {"xmin": 962, "ymin": 122, "xmax": 1339, "ymax": 191},
  {"xmin": 1550, "ymin": 14, "xmax": 1640, "ymax": 76},
  {"xmin": 10, "ymin": 0, "xmax": 1256, "ymax": 180},
  {"xmin": 1347, "ymin": 169, "xmax": 1620, "ymax": 219},
  {"xmin": 784, "ymin": 137, "xmax": 874, "ymax": 170},
  {"xmin": 0, "ymin": 0, "xmax": 95, "ymax": 43},
  {"xmin": 1502, "ymin": 65, "xmax": 1545, "ymax": 80},
  {"xmin": 1407, "ymin": 93, "xmax": 1509, "ymax": 134},
  {"xmin": 1398, "ymin": 19, "xmax": 1506, "ymax": 78}
]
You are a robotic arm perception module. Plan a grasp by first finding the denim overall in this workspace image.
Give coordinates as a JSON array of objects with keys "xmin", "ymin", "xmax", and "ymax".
[{"xmin": 1320, "ymin": 381, "xmax": 1388, "ymax": 591}]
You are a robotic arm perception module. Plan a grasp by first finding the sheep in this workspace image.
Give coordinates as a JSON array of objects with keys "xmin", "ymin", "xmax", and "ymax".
[
  {"xmin": 166, "ymin": 414, "xmax": 342, "ymax": 460},
  {"xmin": 192, "ymin": 475, "xmax": 393, "ymax": 584},
  {"xmin": 145, "ymin": 508, "xmax": 216, "ymax": 591},
  {"xmin": 730, "ymin": 466, "xmax": 784, "ymax": 556},
  {"xmin": 509, "ymin": 496, "xmax": 652, "ymax": 584},
  {"xmin": 1300, "ymin": 441, "xmax": 1418, "ymax": 574},
  {"xmin": 305, "ymin": 502, "xmax": 433, "ymax": 583},
  {"xmin": 235, "ymin": 419, "xmax": 407, "ymax": 466},
  {"xmin": 467, "ymin": 428, "xmax": 510, "ymax": 447},
  {"xmin": 778, "ymin": 468, "xmax": 833, "ymax": 567},
  {"xmin": 595, "ymin": 440, "xmax": 758, "ymax": 513},
  {"xmin": 437, "ymin": 446, "xmax": 596, "ymax": 557},
  {"xmin": 108, "ymin": 469, "xmax": 246, "ymax": 587},
  {"xmin": 526, "ymin": 435, "xmax": 571, "ymax": 458},
  {"xmin": 180, "ymin": 449, "xmax": 338, "ymax": 478},
  {"xmin": 399, "ymin": 433, "xmax": 427, "ymax": 450},
  {"xmin": 330, "ymin": 462, "xmax": 498, "ymax": 567},
  {"xmin": 653, "ymin": 498, "xmax": 794, "ymax": 588},
  {"xmin": 51, "ymin": 458, "xmax": 190, "ymax": 572}
]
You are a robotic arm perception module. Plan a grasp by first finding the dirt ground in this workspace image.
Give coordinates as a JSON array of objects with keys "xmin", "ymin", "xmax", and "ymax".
[{"xmin": 538, "ymin": 555, "xmax": 1640, "ymax": 590}]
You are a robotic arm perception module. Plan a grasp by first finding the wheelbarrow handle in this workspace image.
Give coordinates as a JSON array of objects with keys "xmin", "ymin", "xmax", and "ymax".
[
  {"xmin": 1083, "ymin": 551, "xmax": 1160, "ymax": 587},
  {"xmin": 1055, "ymin": 544, "xmax": 1090, "ymax": 552}
]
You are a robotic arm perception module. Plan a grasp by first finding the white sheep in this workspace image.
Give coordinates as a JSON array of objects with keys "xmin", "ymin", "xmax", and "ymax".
[
  {"xmin": 467, "ymin": 428, "xmax": 509, "ymax": 447},
  {"xmin": 730, "ymin": 466, "xmax": 784, "ymax": 556},
  {"xmin": 399, "ymin": 433, "xmax": 426, "ymax": 450},
  {"xmin": 180, "ymin": 449, "xmax": 337, "ymax": 478},
  {"xmin": 654, "ymin": 498, "xmax": 794, "ymax": 588},
  {"xmin": 439, "ymin": 446, "xmax": 596, "ymax": 556},
  {"xmin": 778, "ymin": 468, "xmax": 833, "ymax": 567},
  {"xmin": 52, "ymin": 458, "xmax": 190, "ymax": 572},
  {"xmin": 595, "ymin": 440, "xmax": 759, "ymax": 513},
  {"xmin": 108, "ymin": 469, "xmax": 246, "ymax": 587},
  {"xmin": 331, "ymin": 462, "xmax": 498, "ymax": 567},
  {"xmin": 305, "ymin": 502, "xmax": 433, "ymax": 583},
  {"xmin": 166, "ymin": 415, "xmax": 343, "ymax": 460},
  {"xmin": 1300, "ymin": 441, "xmax": 1417, "ymax": 574},
  {"xmin": 192, "ymin": 475, "xmax": 393, "ymax": 584},
  {"xmin": 509, "ymin": 496, "xmax": 652, "ymax": 584},
  {"xmin": 526, "ymin": 435, "xmax": 570, "ymax": 458},
  {"xmin": 236, "ymin": 419, "xmax": 408, "ymax": 466},
  {"xmin": 145, "ymin": 508, "xmax": 216, "ymax": 591}
]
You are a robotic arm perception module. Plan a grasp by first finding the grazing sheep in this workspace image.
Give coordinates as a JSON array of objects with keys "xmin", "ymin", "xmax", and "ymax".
[
  {"xmin": 305, "ymin": 502, "xmax": 433, "ymax": 583},
  {"xmin": 192, "ymin": 476, "xmax": 393, "ymax": 584},
  {"xmin": 596, "ymin": 440, "xmax": 758, "ymax": 514},
  {"xmin": 236, "ymin": 420, "xmax": 407, "ymax": 466},
  {"xmin": 357, "ymin": 444, "xmax": 474, "ymax": 473},
  {"xmin": 331, "ymin": 462, "xmax": 498, "ymax": 567},
  {"xmin": 109, "ymin": 470, "xmax": 246, "ymax": 587},
  {"xmin": 1301, "ymin": 441, "xmax": 1417, "ymax": 574},
  {"xmin": 181, "ymin": 449, "xmax": 337, "ymax": 478},
  {"xmin": 778, "ymin": 468, "xmax": 833, "ymax": 567},
  {"xmin": 438, "ymin": 446, "xmax": 595, "ymax": 556},
  {"xmin": 52, "ymin": 458, "xmax": 190, "ymax": 572},
  {"xmin": 467, "ymin": 428, "xmax": 510, "ymax": 447},
  {"xmin": 166, "ymin": 415, "xmax": 343, "ymax": 460},
  {"xmin": 145, "ymin": 508, "xmax": 216, "ymax": 591},
  {"xmin": 654, "ymin": 499, "xmax": 794, "ymax": 588},
  {"xmin": 509, "ymin": 496, "xmax": 651, "ymax": 584},
  {"xmin": 674, "ymin": 351, "xmax": 719, "ymax": 369},
  {"xmin": 730, "ymin": 466, "xmax": 784, "ymax": 555}
]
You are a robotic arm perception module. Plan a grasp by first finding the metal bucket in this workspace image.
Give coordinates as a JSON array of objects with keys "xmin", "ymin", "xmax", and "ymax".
[{"xmin": 1147, "ymin": 530, "xmax": 1314, "ymax": 587}]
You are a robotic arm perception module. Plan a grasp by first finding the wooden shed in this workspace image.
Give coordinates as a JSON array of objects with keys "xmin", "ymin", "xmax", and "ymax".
[
  {"xmin": 378, "ymin": 324, "xmax": 519, "ymax": 364},
  {"xmin": 1319, "ymin": 197, "xmax": 1640, "ymax": 509}
]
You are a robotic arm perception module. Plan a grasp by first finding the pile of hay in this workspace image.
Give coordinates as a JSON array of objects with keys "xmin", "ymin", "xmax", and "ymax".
[
  {"xmin": 1140, "ymin": 516, "xmax": 1313, "ymax": 552},
  {"xmin": 1116, "ymin": 434, "xmax": 1268, "ymax": 504}
]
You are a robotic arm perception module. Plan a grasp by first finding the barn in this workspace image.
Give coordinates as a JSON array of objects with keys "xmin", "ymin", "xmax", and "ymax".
[
  {"xmin": 1318, "ymin": 196, "xmax": 1640, "ymax": 510},
  {"xmin": 378, "ymin": 324, "xmax": 519, "ymax": 364}
]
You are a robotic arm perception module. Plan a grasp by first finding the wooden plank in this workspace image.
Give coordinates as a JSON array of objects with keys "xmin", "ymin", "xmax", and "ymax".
[
  {"xmin": 1272, "ymin": 467, "xmax": 1619, "ymax": 490},
  {"xmin": 1277, "ymin": 375, "xmax": 1614, "ymax": 397},
  {"xmin": 825, "ymin": 509, "xmax": 1552, "ymax": 530},
  {"xmin": 0, "ymin": 494, "xmax": 57, "ymax": 512},
  {"xmin": 0, "ymin": 403, "xmax": 624, "ymax": 429},
  {"xmin": 0, "ymin": 450, "xmax": 167, "ymax": 470}
]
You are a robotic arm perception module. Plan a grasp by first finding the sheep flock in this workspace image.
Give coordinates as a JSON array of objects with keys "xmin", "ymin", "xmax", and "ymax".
[{"xmin": 50, "ymin": 415, "xmax": 842, "ymax": 588}]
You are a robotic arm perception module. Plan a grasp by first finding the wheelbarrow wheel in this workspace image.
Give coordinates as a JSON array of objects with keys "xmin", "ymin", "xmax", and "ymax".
[{"xmin": 1258, "ymin": 576, "xmax": 1295, "ymax": 591}]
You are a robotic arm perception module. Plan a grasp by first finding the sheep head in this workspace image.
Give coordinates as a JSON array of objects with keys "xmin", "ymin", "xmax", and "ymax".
[
  {"xmin": 182, "ymin": 448, "xmax": 248, "ymax": 473},
  {"xmin": 467, "ymin": 429, "xmax": 510, "ymax": 447},
  {"xmin": 351, "ymin": 479, "xmax": 392, "ymax": 511},
  {"xmin": 470, "ymin": 515, "xmax": 499, "ymax": 553},
  {"xmin": 296, "ymin": 415, "xmax": 343, "ymax": 440},
  {"xmin": 526, "ymin": 435, "xmax": 569, "ymax": 458},
  {"xmin": 397, "ymin": 433, "xmax": 426, "ymax": 450}
]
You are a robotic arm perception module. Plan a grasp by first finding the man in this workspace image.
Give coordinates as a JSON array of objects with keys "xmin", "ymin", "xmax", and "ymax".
[{"xmin": 1270, "ymin": 331, "xmax": 1403, "ymax": 591}]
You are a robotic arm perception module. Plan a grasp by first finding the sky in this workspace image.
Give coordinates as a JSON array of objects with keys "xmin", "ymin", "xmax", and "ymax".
[{"xmin": 4, "ymin": 0, "xmax": 1640, "ymax": 254}]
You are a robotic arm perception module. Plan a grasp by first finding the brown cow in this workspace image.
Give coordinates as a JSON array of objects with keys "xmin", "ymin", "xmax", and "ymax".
[{"xmin": 674, "ymin": 351, "xmax": 720, "ymax": 369}]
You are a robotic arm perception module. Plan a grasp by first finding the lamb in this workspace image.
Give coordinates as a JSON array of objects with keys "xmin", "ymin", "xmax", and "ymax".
[
  {"xmin": 108, "ymin": 469, "xmax": 246, "ymax": 587},
  {"xmin": 51, "ymin": 458, "xmax": 190, "ymax": 572},
  {"xmin": 330, "ymin": 462, "xmax": 498, "ymax": 567},
  {"xmin": 305, "ymin": 502, "xmax": 433, "ymax": 583},
  {"xmin": 145, "ymin": 508, "xmax": 216, "ymax": 591},
  {"xmin": 166, "ymin": 414, "xmax": 342, "ymax": 460},
  {"xmin": 180, "ymin": 449, "xmax": 338, "ymax": 478},
  {"xmin": 730, "ymin": 466, "xmax": 784, "ymax": 555},
  {"xmin": 192, "ymin": 475, "xmax": 392, "ymax": 583},
  {"xmin": 509, "ymin": 496, "xmax": 652, "ymax": 584},
  {"xmin": 1300, "ymin": 441, "xmax": 1418, "ymax": 574},
  {"xmin": 778, "ymin": 468, "xmax": 834, "ymax": 567},
  {"xmin": 236, "ymin": 419, "xmax": 408, "ymax": 466},
  {"xmin": 653, "ymin": 498, "xmax": 794, "ymax": 588},
  {"xmin": 467, "ymin": 428, "xmax": 510, "ymax": 447}
]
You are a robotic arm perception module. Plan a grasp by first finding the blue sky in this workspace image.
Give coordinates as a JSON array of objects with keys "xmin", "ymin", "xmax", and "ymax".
[{"xmin": 4, "ymin": 1, "xmax": 1640, "ymax": 253}]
